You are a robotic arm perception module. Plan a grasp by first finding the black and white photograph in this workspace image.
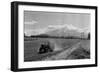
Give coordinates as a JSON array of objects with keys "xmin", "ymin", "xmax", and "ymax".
[
  {"xmin": 24, "ymin": 11, "xmax": 90, "ymax": 62},
  {"xmin": 11, "ymin": 1, "xmax": 97, "ymax": 71}
]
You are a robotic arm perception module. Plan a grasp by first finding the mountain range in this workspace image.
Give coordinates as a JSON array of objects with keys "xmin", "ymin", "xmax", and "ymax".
[{"xmin": 25, "ymin": 24, "xmax": 89, "ymax": 38}]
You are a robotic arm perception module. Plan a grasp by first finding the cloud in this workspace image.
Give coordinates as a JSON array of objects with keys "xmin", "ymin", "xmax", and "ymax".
[
  {"xmin": 25, "ymin": 28, "xmax": 47, "ymax": 36},
  {"xmin": 25, "ymin": 20, "xmax": 37, "ymax": 25}
]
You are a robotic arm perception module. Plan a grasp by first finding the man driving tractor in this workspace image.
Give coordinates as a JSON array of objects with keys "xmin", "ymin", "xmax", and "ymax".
[{"xmin": 38, "ymin": 41, "xmax": 53, "ymax": 54}]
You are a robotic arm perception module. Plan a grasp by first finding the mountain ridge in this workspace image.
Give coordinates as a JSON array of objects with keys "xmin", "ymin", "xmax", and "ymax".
[{"xmin": 25, "ymin": 24, "xmax": 89, "ymax": 38}]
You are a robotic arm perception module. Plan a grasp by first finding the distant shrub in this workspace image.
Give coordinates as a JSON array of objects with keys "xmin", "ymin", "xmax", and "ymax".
[{"xmin": 88, "ymin": 33, "xmax": 90, "ymax": 39}]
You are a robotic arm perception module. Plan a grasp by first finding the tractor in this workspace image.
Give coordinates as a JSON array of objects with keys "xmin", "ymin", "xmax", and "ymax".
[{"xmin": 38, "ymin": 41, "xmax": 53, "ymax": 54}]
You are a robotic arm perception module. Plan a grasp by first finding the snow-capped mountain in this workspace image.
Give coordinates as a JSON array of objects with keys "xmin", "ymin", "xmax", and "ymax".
[
  {"xmin": 45, "ymin": 24, "xmax": 89, "ymax": 38},
  {"xmin": 25, "ymin": 24, "xmax": 89, "ymax": 38}
]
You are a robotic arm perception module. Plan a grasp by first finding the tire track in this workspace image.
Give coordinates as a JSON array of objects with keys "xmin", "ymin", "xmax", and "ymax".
[{"xmin": 43, "ymin": 41, "xmax": 81, "ymax": 60}]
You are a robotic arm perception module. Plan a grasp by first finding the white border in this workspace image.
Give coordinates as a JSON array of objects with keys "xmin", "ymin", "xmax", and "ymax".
[{"xmin": 18, "ymin": 5, "xmax": 95, "ymax": 68}]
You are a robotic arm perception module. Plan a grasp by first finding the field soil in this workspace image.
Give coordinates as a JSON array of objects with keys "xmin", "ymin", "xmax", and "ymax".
[{"xmin": 24, "ymin": 38, "xmax": 90, "ymax": 62}]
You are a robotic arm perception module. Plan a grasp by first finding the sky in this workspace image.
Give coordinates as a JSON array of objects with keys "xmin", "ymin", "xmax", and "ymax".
[{"xmin": 24, "ymin": 11, "xmax": 90, "ymax": 36}]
